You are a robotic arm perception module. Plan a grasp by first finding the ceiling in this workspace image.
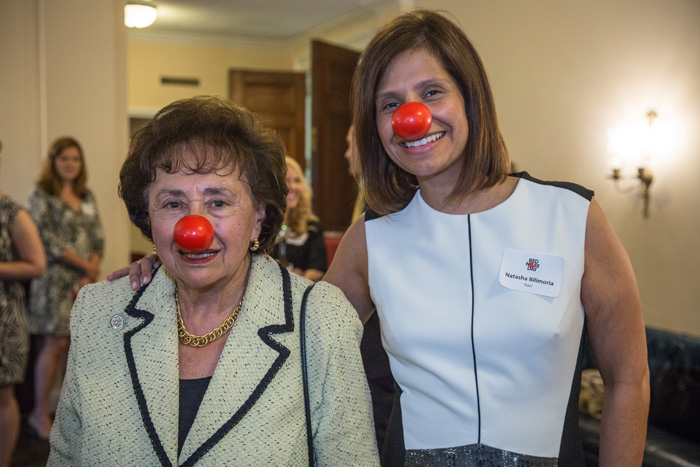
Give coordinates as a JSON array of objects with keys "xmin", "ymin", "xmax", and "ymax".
[{"xmin": 127, "ymin": 0, "xmax": 398, "ymax": 44}]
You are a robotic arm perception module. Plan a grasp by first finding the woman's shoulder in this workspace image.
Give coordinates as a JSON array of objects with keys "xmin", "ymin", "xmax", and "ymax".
[
  {"xmin": 81, "ymin": 187, "xmax": 99, "ymax": 205},
  {"xmin": 0, "ymin": 195, "xmax": 22, "ymax": 217},
  {"xmin": 72, "ymin": 277, "xmax": 135, "ymax": 323},
  {"xmin": 67, "ymin": 278, "xmax": 146, "ymax": 353},
  {"xmin": 77, "ymin": 277, "xmax": 133, "ymax": 303},
  {"xmin": 296, "ymin": 277, "xmax": 362, "ymax": 333},
  {"xmin": 306, "ymin": 219, "xmax": 324, "ymax": 233},
  {"xmin": 253, "ymin": 255, "xmax": 359, "ymax": 325},
  {"xmin": 29, "ymin": 186, "xmax": 51, "ymax": 200},
  {"xmin": 512, "ymin": 171, "xmax": 594, "ymax": 201}
]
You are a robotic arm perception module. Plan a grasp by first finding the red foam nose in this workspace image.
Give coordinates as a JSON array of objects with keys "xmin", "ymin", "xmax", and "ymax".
[
  {"xmin": 391, "ymin": 102, "xmax": 432, "ymax": 140},
  {"xmin": 173, "ymin": 215, "xmax": 214, "ymax": 253}
]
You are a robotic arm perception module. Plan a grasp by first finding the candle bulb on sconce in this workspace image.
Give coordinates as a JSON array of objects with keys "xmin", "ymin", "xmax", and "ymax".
[{"xmin": 607, "ymin": 110, "xmax": 658, "ymax": 218}]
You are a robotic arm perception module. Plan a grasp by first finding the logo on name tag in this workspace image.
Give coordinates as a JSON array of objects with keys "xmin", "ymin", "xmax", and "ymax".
[
  {"xmin": 499, "ymin": 249, "xmax": 564, "ymax": 298},
  {"xmin": 526, "ymin": 258, "xmax": 540, "ymax": 272}
]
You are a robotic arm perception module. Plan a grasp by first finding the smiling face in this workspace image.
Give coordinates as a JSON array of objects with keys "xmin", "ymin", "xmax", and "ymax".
[
  {"xmin": 375, "ymin": 48, "xmax": 468, "ymax": 190},
  {"xmin": 54, "ymin": 146, "xmax": 83, "ymax": 185},
  {"xmin": 285, "ymin": 162, "xmax": 303, "ymax": 210},
  {"xmin": 148, "ymin": 159, "xmax": 265, "ymax": 292}
]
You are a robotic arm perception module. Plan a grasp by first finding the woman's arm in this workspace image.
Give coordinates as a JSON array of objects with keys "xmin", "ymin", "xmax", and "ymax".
[
  {"xmin": 323, "ymin": 215, "xmax": 374, "ymax": 323},
  {"xmin": 75, "ymin": 190, "xmax": 103, "ymax": 282},
  {"xmin": 106, "ymin": 253, "xmax": 161, "ymax": 290},
  {"xmin": 46, "ymin": 293, "xmax": 85, "ymax": 465},
  {"xmin": 86, "ymin": 190, "xmax": 105, "ymax": 258},
  {"xmin": 47, "ymin": 345, "xmax": 80, "ymax": 465},
  {"xmin": 0, "ymin": 209, "xmax": 46, "ymax": 280},
  {"xmin": 29, "ymin": 189, "xmax": 66, "ymax": 262},
  {"xmin": 582, "ymin": 198, "xmax": 649, "ymax": 467},
  {"xmin": 308, "ymin": 282, "xmax": 380, "ymax": 466},
  {"xmin": 299, "ymin": 267, "xmax": 324, "ymax": 282},
  {"xmin": 57, "ymin": 250, "xmax": 99, "ymax": 281}
]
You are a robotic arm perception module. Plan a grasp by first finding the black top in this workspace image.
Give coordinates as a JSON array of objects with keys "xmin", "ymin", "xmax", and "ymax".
[
  {"xmin": 178, "ymin": 376, "xmax": 212, "ymax": 457},
  {"xmin": 272, "ymin": 220, "xmax": 328, "ymax": 272}
]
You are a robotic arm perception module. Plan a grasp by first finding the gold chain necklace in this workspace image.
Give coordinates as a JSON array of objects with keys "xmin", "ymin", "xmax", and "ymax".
[{"xmin": 175, "ymin": 293, "xmax": 243, "ymax": 348}]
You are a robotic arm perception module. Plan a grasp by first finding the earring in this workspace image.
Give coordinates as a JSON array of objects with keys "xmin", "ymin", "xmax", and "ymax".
[{"xmin": 249, "ymin": 238, "xmax": 260, "ymax": 252}]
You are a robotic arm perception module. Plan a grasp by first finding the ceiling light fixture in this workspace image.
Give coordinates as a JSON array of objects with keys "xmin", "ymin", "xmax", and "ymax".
[{"xmin": 125, "ymin": 3, "xmax": 157, "ymax": 28}]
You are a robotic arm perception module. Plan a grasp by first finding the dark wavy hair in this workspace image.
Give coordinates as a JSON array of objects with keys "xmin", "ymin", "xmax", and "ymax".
[
  {"xmin": 37, "ymin": 137, "xmax": 88, "ymax": 198},
  {"xmin": 352, "ymin": 9, "xmax": 510, "ymax": 215},
  {"xmin": 119, "ymin": 96, "xmax": 288, "ymax": 255}
]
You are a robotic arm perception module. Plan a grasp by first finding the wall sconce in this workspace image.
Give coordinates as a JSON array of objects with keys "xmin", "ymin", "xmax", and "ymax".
[
  {"xmin": 125, "ymin": 3, "xmax": 157, "ymax": 28},
  {"xmin": 607, "ymin": 110, "xmax": 659, "ymax": 218}
]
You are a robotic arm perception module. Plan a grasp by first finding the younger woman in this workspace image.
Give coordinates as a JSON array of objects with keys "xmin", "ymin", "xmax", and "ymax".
[{"xmin": 27, "ymin": 137, "xmax": 104, "ymax": 439}]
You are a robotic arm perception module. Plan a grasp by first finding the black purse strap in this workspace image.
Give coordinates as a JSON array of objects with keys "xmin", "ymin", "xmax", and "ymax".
[{"xmin": 300, "ymin": 283, "xmax": 316, "ymax": 467}]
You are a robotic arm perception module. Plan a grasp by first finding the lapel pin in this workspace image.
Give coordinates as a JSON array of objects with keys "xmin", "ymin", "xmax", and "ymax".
[{"xmin": 110, "ymin": 314, "xmax": 126, "ymax": 330}]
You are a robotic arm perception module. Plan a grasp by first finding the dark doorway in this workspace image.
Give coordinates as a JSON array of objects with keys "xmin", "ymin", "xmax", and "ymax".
[
  {"xmin": 311, "ymin": 40, "xmax": 361, "ymax": 232},
  {"xmin": 229, "ymin": 69, "xmax": 307, "ymax": 169}
]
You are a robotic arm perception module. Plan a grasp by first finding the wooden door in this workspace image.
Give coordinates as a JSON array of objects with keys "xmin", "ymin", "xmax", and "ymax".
[
  {"xmin": 311, "ymin": 40, "xmax": 361, "ymax": 232},
  {"xmin": 229, "ymin": 70, "xmax": 306, "ymax": 169}
]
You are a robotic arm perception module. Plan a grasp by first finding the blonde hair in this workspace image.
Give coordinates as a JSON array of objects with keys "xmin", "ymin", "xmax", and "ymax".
[{"xmin": 285, "ymin": 156, "xmax": 318, "ymax": 236}]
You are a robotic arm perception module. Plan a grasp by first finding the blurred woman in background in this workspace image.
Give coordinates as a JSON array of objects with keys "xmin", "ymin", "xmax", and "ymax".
[
  {"xmin": 0, "ymin": 142, "xmax": 46, "ymax": 466},
  {"xmin": 273, "ymin": 156, "xmax": 327, "ymax": 282},
  {"xmin": 27, "ymin": 137, "xmax": 104, "ymax": 439}
]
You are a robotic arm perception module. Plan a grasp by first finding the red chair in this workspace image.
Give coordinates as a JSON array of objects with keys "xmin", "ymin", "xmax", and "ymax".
[{"xmin": 324, "ymin": 234, "xmax": 343, "ymax": 268}]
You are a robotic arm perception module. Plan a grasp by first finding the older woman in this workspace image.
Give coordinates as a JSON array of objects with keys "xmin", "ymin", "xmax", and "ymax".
[
  {"xmin": 272, "ymin": 156, "xmax": 327, "ymax": 282},
  {"xmin": 48, "ymin": 96, "xmax": 378, "ymax": 466}
]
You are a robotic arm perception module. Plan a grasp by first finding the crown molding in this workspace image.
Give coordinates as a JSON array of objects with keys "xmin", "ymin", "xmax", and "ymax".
[{"xmin": 127, "ymin": 29, "xmax": 293, "ymax": 51}]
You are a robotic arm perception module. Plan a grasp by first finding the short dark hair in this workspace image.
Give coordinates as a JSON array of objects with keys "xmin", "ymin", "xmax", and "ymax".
[
  {"xmin": 37, "ymin": 137, "xmax": 88, "ymax": 198},
  {"xmin": 119, "ymin": 96, "xmax": 288, "ymax": 255},
  {"xmin": 352, "ymin": 9, "xmax": 510, "ymax": 215}
]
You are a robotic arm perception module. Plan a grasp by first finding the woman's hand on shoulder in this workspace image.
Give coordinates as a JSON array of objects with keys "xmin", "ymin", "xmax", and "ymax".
[
  {"xmin": 322, "ymin": 214, "xmax": 374, "ymax": 323},
  {"xmin": 106, "ymin": 253, "xmax": 161, "ymax": 290}
]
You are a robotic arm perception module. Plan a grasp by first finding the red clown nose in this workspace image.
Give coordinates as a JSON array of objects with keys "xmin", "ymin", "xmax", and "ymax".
[
  {"xmin": 391, "ymin": 102, "xmax": 432, "ymax": 140},
  {"xmin": 173, "ymin": 215, "xmax": 215, "ymax": 253}
]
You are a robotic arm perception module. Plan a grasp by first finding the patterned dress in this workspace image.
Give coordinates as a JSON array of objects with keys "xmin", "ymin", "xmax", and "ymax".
[
  {"xmin": 0, "ymin": 195, "xmax": 30, "ymax": 385},
  {"xmin": 28, "ymin": 187, "xmax": 104, "ymax": 336}
]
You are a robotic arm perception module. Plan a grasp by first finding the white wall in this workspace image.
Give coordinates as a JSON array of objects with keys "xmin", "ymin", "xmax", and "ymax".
[
  {"xmin": 426, "ymin": 0, "xmax": 700, "ymax": 334},
  {"xmin": 0, "ymin": 1, "xmax": 42, "ymax": 202},
  {"xmin": 0, "ymin": 0, "xmax": 130, "ymax": 281}
]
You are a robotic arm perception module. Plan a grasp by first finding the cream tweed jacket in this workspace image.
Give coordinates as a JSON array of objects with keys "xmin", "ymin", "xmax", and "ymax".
[{"xmin": 48, "ymin": 255, "xmax": 379, "ymax": 466}]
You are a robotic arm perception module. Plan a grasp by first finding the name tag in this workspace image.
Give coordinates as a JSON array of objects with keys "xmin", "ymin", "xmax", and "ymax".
[
  {"xmin": 81, "ymin": 201, "xmax": 96, "ymax": 216},
  {"xmin": 499, "ymin": 248, "xmax": 564, "ymax": 298}
]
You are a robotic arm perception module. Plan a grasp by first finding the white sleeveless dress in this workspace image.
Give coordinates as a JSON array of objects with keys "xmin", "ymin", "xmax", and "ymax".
[{"xmin": 365, "ymin": 172, "xmax": 592, "ymax": 466}]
